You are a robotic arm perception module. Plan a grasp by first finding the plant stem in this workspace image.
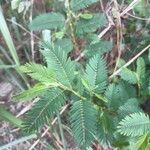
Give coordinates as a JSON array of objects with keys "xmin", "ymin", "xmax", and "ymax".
[{"xmin": 57, "ymin": 112, "xmax": 67, "ymax": 150}]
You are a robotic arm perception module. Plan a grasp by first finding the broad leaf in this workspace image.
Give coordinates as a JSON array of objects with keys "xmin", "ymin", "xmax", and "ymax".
[
  {"xmin": 70, "ymin": 0, "xmax": 98, "ymax": 11},
  {"xmin": 29, "ymin": 13, "xmax": 65, "ymax": 31},
  {"xmin": 76, "ymin": 13, "xmax": 107, "ymax": 35}
]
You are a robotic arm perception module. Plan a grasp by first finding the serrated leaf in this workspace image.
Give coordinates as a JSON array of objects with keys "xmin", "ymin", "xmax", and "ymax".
[
  {"xmin": 54, "ymin": 38, "xmax": 73, "ymax": 54},
  {"xmin": 70, "ymin": 0, "xmax": 98, "ymax": 11},
  {"xmin": 29, "ymin": 13, "xmax": 65, "ymax": 31},
  {"xmin": 118, "ymin": 98, "xmax": 142, "ymax": 117},
  {"xmin": 23, "ymin": 88, "xmax": 66, "ymax": 133},
  {"xmin": 120, "ymin": 68, "xmax": 138, "ymax": 84},
  {"xmin": 85, "ymin": 40, "xmax": 112, "ymax": 58},
  {"xmin": 135, "ymin": 132, "xmax": 150, "ymax": 150},
  {"xmin": 84, "ymin": 54, "xmax": 108, "ymax": 93},
  {"xmin": 20, "ymin": 63, "xmax": 55, "ymax": 84},
  {"xmin": 96, "ymin": 112, "xmax": 114, "ymax": 144},
  {"xmin": 13, "ymin": 84, "xmax": 48, "ymax": 102},
  {"xmin": 70, "ymin": 100, "xmax": 97, "ymax": 147},
  {"xmin": 41, "ymin": 43, "xmax": 75, "ymax": 88},
  {"xmin": 76, "ymin": 13, "xmax": 107, "ymax": 35},
  {"xmin": 117, "ymin": 112, "xmax": 150, "ymax": 137},
  {"xmin": 136, "ymin": 57, "xmax": 145, "ymax": 84}
]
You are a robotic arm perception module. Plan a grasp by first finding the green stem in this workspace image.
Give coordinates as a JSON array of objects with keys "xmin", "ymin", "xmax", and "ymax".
[{"xmin": 57, "ymin": 112, "xmax": 67, "ymax": 150}]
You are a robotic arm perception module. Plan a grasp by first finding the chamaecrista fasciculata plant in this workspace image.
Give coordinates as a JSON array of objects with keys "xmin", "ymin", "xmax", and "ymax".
[{"xmin": 13, "ymin": 0, "xmax": 150, "ymax": 149}]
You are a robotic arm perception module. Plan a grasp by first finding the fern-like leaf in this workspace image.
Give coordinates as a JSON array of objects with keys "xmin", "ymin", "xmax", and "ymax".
[
  {"xmin": 86, "ymin": 40, "xmax": 112, "ymax": 58},
  {"xmin": 117, "ymin": 112, "xmax": 150, "ymax": 137},
  {"xmin": 118, "ymin": 98, "xmax": 143, "ymax": 117},
  {"xmin": 13, "ymin": 84, "xmax": 48, "ymax": 102},
  {"xmin": 29, "ymin": 13, "xmax": 65, "ymax": 31},
  {"xmin": 120, "ymin": 68, "xmax": 138, "ymax": 84},
  {"xmin": 76, "ymin": 13, "xmax": 107, "ymax": 35},
  {"xmin": 84, "ymin": 54, "xmax": 108, "ymax": 93},
  {"xmin": 20, "ymin": 63, "xmax": 55, "ymax": 84},
  {"xmin": 136, "ymin": 57, "xmax": 146, "ymax": 84},
  {"xmin": 70, "ymin": 100, "xmax": 97, "ymax": 148},
  {"xmin": 96, "ymin": 112, "xmax": 114, "ymax": 144},
  {"xmin": 70, "ymin": 0, "xmax": 98, "ymax": 11},
  {"xmin": 41, "ymin": 43, "xmax": 75, "ymax": 88},
  {"xmin": 54, "ymin": 38, "xmax": 73, "ymax": 54},
  {"xmin": 105, "ymin": 82, "xmax": 136, "ymax": 110},
  {"xmin": 23, "ymin": 88, "xmax": 66, "ymax": 133}
]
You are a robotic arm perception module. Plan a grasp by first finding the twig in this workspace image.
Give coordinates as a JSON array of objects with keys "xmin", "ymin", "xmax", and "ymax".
[
  {"xmin": 120, "ymin": 0, "xmax": 141, "ymax": 16},
  {"xmin": 16, "ymin": 98, "xmax": 39, "ymax": 118},
  {"xmin": 98, "ymin": 0, "xmax": 141, "ymax": 39},
  {"xmin": 99, "ymin": 0, "xmax": 104, "ymax": 12},
  {"xmin": 29, "ymin": 104, "xmax": 69, "ymax": 150},
  {"xmin": 127, "ymin": 12, "xmax": 150, "ymax": 21},
  {"xmin": 7, "ymin": 19, "xmax": 40, "ymax": 40},
  {"xmin": 109, "ymin": 44, "xmax": 150, "ymax": 79},
  {"xmin": 112, "ymin": 0, "xmax": 123, "ymax": 73},
  {"xmin": 30, "ymin": 0, "xmax": 35, "ymax": 61}
]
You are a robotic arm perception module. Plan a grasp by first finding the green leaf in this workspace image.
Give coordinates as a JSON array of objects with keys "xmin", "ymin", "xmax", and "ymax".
[
  {"xmin": 23, "ymin": 88, "xmax": 66, "ymax": 133},
  {"xmin": 117, "ymin": 112, "xmax": 150, "ymax": 137},
  {"xmin": 29, "ymin": 13, "xmax": 65, "ymax": 31},
  {"xmin": 118, "ymin": 98, "xmax": 143, "ymax": 117},
  {"xmin": 85, "ymin": 40, "xmax": 112, "ymax": 58},
  {"xmin": 105, "ymin": 82, "xmax": 136, "ymax": 110},
  {"xmin": 54, "ymin": 38, "xmax": 73, "ymax": 54},
  {"xmin": 84, "ymin": 54, "xmax": 108, "ymax": 93},
  {"xmin": 76, "ymin": 13, "xmax": 107, "ymax": 35},
  {"xmin": 0, "ymin": 105, "xmax": 23, "ymax": 128},
  {"xmin": 96, "ymin": 112, "xmax": 114, "ymax": 144},
  {"xmin": 120, "ymin": 68, "xmax": 138, "ymax": 84},
  {"xmin": 136, "ymin": 57, "xmax": 146, "ymax": 84},
  {"xmin": 80, "ymin": 13, "xmax": 93, "ymax": 19},
  {"xmin": 13, "ymin": 84, "xmax": 48, "ymax": 102},
  {"xmin": 41, "ymin": 43, "xmax": 75, "ymax": 88},
  {"xmin": 70, "ymin": 0, "xmax": 98, "ymax": 11},
  {"xmin": 70, "ymin": 100, "xmax": 97, "ymax": 148},
  {"xmin": 20, "ymin": 63, "xmax": 55, "ymax": 84},
  {"xmin": 135, "ymin": 132, "xmax": 150, "ymax": 150}
]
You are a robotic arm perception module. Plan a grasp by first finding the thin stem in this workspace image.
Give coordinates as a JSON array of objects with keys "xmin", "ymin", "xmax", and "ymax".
[
  {"xmin": 57, "ymin": 112, "xmax": 67, "ymax": 150},
  {"xmin": 109, "ymin": 44, "xmax": 150, "ymax": 79},
  {"xmin": 29, "ymin": 104, "xmax": 69, "ymax": 150}
]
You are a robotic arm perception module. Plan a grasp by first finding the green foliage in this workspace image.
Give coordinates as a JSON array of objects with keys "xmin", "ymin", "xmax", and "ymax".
[
  {"xmin": 41, "ymin": 43, "xmax": 75, "ymax": 88},
  {"xmin": 119, "ymin": 68, "xmax": 138, "ymax": 84},
  {"xmin": 85, "ymin": 40, "xmax": 113, "ymax": 58},
  {"xmin": 84, "ymin": 54, "xmax": 107, "ymax": 93},
  {"xmin": 117, "ymin": 112, "xmax": 150, "ymax": 137},
  {"xmin": 118, "ymin": 98, "xmax": 143, "ymax": 117},
  {"xmin": 134, "ymin": 132, "xmax": 150, "ymax": 150},
  {"xmin": 20, "ymin": 63, "xmax": 55, "ymax": 83},
  {"xmin": 76, "ymin": 13, "xmax": 107, "ymax": 35},
  {"xmin": 13, "ymin": 84, "xmax": 48, "ymax": 102},
  {"xmin": 11, "ymin": 0, "xmax": 150, "ymax": 149},
  {"xmin": 70, "ymin": 0, "xmax": 98, "ymax": 11},
  {"xmin": 29, "ymin": 13, "xmax": 65, "ymax": 31},
  {"xmin": 54, "ymin": 38, "xmax": 73, "ymax": 54},
  {"xmin": 70, "ymin": 100, "xmax": 97, "ymax": 147},
  {"xmin": 23, "ymin": 88, "xmax": 66, "ymax": 133}
]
